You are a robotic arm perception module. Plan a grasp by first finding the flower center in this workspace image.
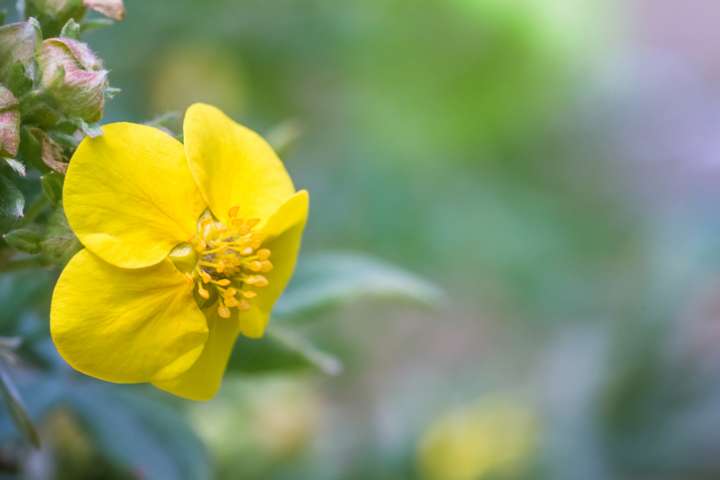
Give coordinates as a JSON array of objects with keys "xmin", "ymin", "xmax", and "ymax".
[{"xmin": 173, "ymin": 206, "xmax": 273, "ymax": 319}]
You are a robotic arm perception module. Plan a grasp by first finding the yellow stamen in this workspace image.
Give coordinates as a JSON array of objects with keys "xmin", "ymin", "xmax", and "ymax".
[
  {"xmin": 246, "ymin": 275, "xmax": 268, "ymax": 287},
  {"xmin": 185, "ymin": 207, "xmax": 274, "ymax": 319},
  {"xmin": 217, "ymin": 303, "xmax": 231, "ymax": 318}
]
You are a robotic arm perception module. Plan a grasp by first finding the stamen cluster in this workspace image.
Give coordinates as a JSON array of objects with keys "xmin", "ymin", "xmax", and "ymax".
[{"xmin": 192, "ymin": 207, "xmax": 273, "ymax": 318}]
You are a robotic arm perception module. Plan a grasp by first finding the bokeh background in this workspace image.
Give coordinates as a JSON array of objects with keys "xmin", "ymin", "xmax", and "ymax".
[{"xmin": 6, "ymin": 0, "xmax": 720, "ymax": 478}]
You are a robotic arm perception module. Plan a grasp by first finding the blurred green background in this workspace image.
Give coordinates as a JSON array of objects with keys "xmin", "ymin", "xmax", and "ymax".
[{"xmin": 6, "ymin": 0, "xmax": 720, "ymax": 478}]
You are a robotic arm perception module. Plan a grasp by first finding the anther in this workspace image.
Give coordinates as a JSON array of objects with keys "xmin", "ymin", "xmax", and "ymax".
[
  {"xmin": 218, "ymin": 303, "xmax": 231, "ymax": 318},
  {"xmin": 191, "ymin": 207, "xmax": 273, "ymax": 319}
]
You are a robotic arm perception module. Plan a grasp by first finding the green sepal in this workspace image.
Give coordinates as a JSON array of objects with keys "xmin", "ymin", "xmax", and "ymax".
[
  {"xmin": 3, "ymin": 226, "xmax": 44, "ymax": 254},
  {"xmin": 59, "ymin": 18, "xmax": 80, "ymax": 39}
]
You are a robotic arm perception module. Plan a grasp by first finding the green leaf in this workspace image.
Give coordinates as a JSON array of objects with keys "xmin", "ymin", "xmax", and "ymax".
[
  {"xmin": 0, "ymin": 359, "xmax": 40, "ymax": 448},
  {"xmin": 40, "ymin": 205, "xmax": 80, "ymax": 265},
  {"xmin": 64, "ymin": 385, "xmax": 211, "ymax": 480},
  {"xmin": 3, "ymin": 225, "xmax": 43, "ymax": 254},
  {"xmin": 41, "ymin": 171, "xmax": 63, "ymax": 206},
  {"xmin": 0, "ymin": 172, "xmax": 24, "ymax": 233},
  {"xmin": 228, "ymin": 325, "xmax": 342, "ymax": 375},
  {"xmin": 274, "ymin": 252, "xmax": 445, "ymax": 319},
  {"xmin": 4, "ymin": 158, "xmax": 25, "ymax": 177},
  {"xmin": 0, "ymin": 372, "xmax": 210, "ymax": 478}
]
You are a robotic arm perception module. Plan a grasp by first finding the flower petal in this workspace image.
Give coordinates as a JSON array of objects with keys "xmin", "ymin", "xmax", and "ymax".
[
  {"xmin": 239, "ymin": 190, "xmax": 309, "ymax": 338},
  {"xmin": 183, "ymin": 103, "xmax": 295, "ymax": 224},
  {"xmin": 153, "ymin": 309, "xmax": 253, "ymax": 401},
  {"xmin": 50, "ymin": 249, "xmax": 209, "ymax": 383},
  {"xmin": 64, "ymin": 122, "xmax": 206, "ymax": 269}
]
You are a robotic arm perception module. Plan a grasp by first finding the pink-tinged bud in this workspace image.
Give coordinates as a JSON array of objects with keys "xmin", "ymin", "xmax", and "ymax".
[
  {"xmin": 0, "ymin": 21, "xmax": 40, "ymax": 90},
  {"xmin": 39, "ymin": 38, "xmax": 108, "ymax": 122},
  {"xmin": 26, "ymin": 127, "xmax": 68, "ymax": 174},
  {"xmin": 83, "ymin": 0, "xmax": 125, "ymax": 21},
  {"xmin": 0, "ymin": 86, "xmax": 20, "ymax": 158}
]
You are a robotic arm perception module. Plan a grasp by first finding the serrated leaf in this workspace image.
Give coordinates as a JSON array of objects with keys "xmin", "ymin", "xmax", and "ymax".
[
  {"xmin": 0, "ymin": 360, "xmax": 39, "ymax": 447},
  {"xmin": 0, "ymin": 172, "xmax": 24, "ymax": 233},
  {"xmin": 228, "ymin": 325, "xmax": 342, "ymax": 375},
  {"xmin": 274, "ymin": 252, "xmax": 445, "ymax": 320}
]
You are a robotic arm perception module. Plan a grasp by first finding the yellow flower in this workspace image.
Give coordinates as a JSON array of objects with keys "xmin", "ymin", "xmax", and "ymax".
[
  {"xmin": 50, "ymin": 103, "xmax": 309, "ymax": 401},
  {"xmin": 417, "ymin": 396, "xmax": 537, "ymax": 480}
]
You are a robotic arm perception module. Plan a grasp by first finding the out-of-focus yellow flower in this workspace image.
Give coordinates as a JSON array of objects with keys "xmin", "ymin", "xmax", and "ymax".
[
  {"xmin": 417, "ymin": 396, "xmax": 537, "ymax": 480},
  {"xmin": 50, "ymin": 103, "xmax": 309, "ymax": 401}
]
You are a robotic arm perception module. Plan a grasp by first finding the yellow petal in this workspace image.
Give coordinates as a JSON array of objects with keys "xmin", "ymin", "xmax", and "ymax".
[
  {"xmin": 240, "ymin": 190, "xmax": 309, "ymax": 338},
  {"xmin": 183, "ymin": 103, "xmax": 295, "ymax": 224},
  {"xmin": 64, "ymin": 123, "xmax": 206, "ymax": 269},
  {"xmin": 50, "ymin": 250, "xmax": 209, "ymax": 383},
  {"xmin": 153, "ymin": 309, "xmax": 256, "ymax": 401}
]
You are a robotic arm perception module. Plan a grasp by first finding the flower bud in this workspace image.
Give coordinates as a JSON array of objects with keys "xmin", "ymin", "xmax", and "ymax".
[
  {"xmin": 39, "ymin": 38, "xmax": 108, "ymax": 122},
  {"xmin": 0, "ymin": 21, "xmax": 40, "ymax": 92},
  {"xmin": 0, "ymin": 86, "xmax": 20, "ymax": 158},
  {"xmin": 26, "ymin": 0, "xmax": 85, "ymax": 37},
  {"xmin": 83, "ymin": 0, "xmax": 125, "ymax": 21}
]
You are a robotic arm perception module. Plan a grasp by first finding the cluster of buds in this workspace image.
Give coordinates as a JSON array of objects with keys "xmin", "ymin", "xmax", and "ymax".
[
  {"xmin": 0, "ymin": 0, "xmax": 123, "ymax": 173},
  {"xmin": 0, "ymin": 1, "xmax": 124, "ymax": 261}
]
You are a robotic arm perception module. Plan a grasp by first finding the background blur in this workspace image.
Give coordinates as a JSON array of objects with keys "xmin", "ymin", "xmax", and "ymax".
[{"xmin": 6, "ymin": 0, "xmax": 720, "ymax": 478}]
